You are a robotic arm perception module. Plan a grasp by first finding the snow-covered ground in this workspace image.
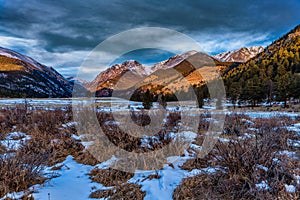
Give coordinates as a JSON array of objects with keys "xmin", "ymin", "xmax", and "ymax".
[
  {"xmin": 1, "ymin": 154, "xmax": 220, "ymax": 200},
  {"xmin": 1, "ymin": 156, "xmax": 106, "ymax": 200},
  {"xmin": 0, "ymin": 98, "xmax": 299, "ymax": 119},
  {"xmin": 3, "ymin": 117, "xmax": 298, "ymax": 199},
  {"xmin": 31, "ymin": 156, "xmax": 106, "ymax": 200},
  {"xmin": 128, "ymin": 159, "xmax": 221, "ymax": 200}
]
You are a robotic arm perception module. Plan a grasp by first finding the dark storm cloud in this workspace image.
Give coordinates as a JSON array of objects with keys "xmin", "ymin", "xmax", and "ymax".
[
  {"xmin": 2, "ymin": 0, "xmax": 300, "ymax": 51},
  {"xmin": 0, "ymin": 0, "xmax": 300, "ymax": 79},
  {"xmin": 38, "ymin": 32, "xmax": 98, "ymax": 52}
]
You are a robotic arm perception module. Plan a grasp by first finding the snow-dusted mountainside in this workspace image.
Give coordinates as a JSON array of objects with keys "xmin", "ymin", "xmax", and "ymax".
[
  {"xmin": 66, "ymin": 76, "xmax": 89, "ymax": 85},
  {"xmin": 0, "ymin": 47, "xmax": 72, "ymax": 98},
  {"xmin": 214, "ymin": 46, "xmax": 264, "ymax": 63},
  {"xmin": 66, "ymin": 76, "xmax": 89, "ymax": 96},
  {"xmin": 86, "ymin": 60, "xmax": 150, "ymax": 93},
  {"xmin": 88, "ymin": 51, "xmax": 202, "ymax": 95},
  {"xmin": 88, "ymin": 47, "xmax": 261, "ymax": 96}
]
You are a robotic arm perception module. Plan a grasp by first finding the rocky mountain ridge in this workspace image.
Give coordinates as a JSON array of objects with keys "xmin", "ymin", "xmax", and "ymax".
[{"xmin": 214, "ymin": 46, "xmax": 264, "ymax": 63}]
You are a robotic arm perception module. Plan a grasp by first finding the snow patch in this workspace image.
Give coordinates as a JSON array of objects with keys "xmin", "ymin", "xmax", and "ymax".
[
  {"xmin": 0, "ymin": 132, "xmax": 31, "ymax": 150},
  {"xmin": 31, "ymin": 156, "xmax": 107, "ymax": 200},
  {"xmin": 285, "ymin": 184, "xmax": 296, "ymax": 193},
  {"xmin": 256, "ymin": 180, "xmax": 270, "ymax": 190},
  {"xmin": 255, "ymin": 164, "xmax": 268, "ymax": 172},
  {"xmin": 287, "ymin": 139, "xmax": 300, "ymax": 147}
]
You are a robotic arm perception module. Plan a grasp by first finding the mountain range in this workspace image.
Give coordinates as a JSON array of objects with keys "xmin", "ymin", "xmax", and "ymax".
[
  {"xmin": 85, "ymin": 47, "xmax": 263, "ymax": 98},
  {"xmin": 0, "ymin": 24, "xmax": 299, "ymax": 100}
]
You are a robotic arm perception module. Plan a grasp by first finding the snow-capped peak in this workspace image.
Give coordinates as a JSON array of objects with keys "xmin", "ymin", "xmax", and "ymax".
[{"xmin": 214, "ymin": 46, "xmax": 264, "ymax": 63}]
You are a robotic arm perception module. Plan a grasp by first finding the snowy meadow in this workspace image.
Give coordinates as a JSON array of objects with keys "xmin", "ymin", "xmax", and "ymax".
[{"xmin": 0, "ymin": 99, "xmax": 299, "ymax": 199}]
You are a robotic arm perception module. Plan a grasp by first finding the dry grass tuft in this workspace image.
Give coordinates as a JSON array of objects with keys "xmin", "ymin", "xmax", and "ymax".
[{"xmin": 74, "ymin": 150, "xmax": 99, "ymax": 166}]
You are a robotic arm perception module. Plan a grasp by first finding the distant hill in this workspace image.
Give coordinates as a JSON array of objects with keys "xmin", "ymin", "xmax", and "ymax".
[{"xmin": 0, "ymin": 47, "xmax": 72, "ymax": 98}]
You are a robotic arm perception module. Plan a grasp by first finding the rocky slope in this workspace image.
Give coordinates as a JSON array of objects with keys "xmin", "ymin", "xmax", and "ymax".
[{"xmin": 0, "ymin": 47, "xmax": 72, "ymax": 98}]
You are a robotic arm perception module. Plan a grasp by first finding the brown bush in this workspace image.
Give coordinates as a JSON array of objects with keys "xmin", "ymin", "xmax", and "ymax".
[
  {"xmin": 89, "ymin": 168, "xmax": 134, "ymax": 187},
  {"xmin": 93, "ymin": 111, "xmax": 180, "ymax": 154}
]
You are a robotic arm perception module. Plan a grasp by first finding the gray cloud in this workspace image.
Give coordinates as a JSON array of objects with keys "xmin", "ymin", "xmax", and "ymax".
[{"xmin": 0, "ymin": 0, "xmax": 300, "ymax": 79}]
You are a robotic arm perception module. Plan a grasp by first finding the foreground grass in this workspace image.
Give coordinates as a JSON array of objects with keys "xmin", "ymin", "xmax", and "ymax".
[{"xmin": 0, "ymin": 105, "xmax": 299, "ymax": 199}]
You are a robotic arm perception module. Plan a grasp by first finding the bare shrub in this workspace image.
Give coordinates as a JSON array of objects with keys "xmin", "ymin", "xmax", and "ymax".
[
  {"xmin": 89, "ymin": 168, "xmax": 134, "ymax": 187},
  {"xmin": 0, "ymin": 151, "xmax": 46, "ymax": 198},
  {"xmin": 175, "ymin": 116, "xmax": 300, "ymax": 199},
  {"xmin": 222, "ymin": 113, "xmax": 251, "ymax": 137},
  {"xmin": 94, "ymin": 111, "xmax": 180, "ymax": 153}
]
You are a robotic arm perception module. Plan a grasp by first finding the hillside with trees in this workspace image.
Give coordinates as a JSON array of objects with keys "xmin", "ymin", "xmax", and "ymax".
[{"xmin": 224, "ymin": 25, "xmax": 300, "ymax": 107}]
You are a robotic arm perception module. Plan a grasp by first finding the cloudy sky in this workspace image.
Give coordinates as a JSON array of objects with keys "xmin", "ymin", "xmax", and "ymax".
[{"xmin": 0, "ymin": 0, "xmax": 300, "ymax": 80}]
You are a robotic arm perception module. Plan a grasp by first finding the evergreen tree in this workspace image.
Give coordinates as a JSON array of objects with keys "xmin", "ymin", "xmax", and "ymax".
[
  {"xmin": 193, "ymin": 85, "xmax": 204, "ymax": 108},
  {"xmin": 142, "ymin": 89, "xmax": 153, "ymax": 109},
  {"xmin": 275, "ymin": 72, "xmax": 292, "ymax": 107},
  {"xmin": 228, "ymin": 82, "xmax": 240, "ymax": 108}
]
